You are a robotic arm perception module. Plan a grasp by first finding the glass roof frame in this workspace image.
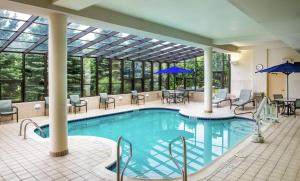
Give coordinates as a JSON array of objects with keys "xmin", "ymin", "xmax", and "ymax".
[{"xmin": 0, "ymin": 9, "xmax": 203, "ymax": 62}]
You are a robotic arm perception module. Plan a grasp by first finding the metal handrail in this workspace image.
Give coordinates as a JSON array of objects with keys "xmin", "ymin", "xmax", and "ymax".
[
  {"xmin": 19, "ymin": 119, "xmax": 45, "ymax": 139},
  {"xmin": 117, "ymin": 136, "xmax": 133, "ymax": 181},
  {"xmin": 169, "ymin": 136, "xmax": 187, "ymax": 181}
]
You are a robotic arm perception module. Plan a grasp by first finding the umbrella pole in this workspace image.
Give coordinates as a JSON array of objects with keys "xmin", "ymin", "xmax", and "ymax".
[{"xmin": 286, "ymin": 73, "xmax": 290, "ymax": 99}]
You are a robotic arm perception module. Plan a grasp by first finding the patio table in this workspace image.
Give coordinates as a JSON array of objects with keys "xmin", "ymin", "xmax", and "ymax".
[{"xmin": 274, "ymin": 98, "xmax": 296, "ymax": 116}]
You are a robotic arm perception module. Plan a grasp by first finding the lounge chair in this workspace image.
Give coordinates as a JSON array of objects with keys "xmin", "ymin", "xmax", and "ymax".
[
  {"xmin": 0, "ymin": 100, "xmax": 18, "ymax": 123},
  {"xmin": 131, "ymin": 90, "xmax": 145, "ymax": 105},
  {"xmin": 212, "ymin": 89, "xmax": 229, "ymax": 107},
  {"xmin": 69, "ymin": 95, "xmax": 87, "ymax": 114},
  {"xmin": 230, "ymin": 89, "xmax": 254, "ymax": 110},
  {"xmin": 99, "ymin": 93, "xmax": 115, "ymax": 109}
]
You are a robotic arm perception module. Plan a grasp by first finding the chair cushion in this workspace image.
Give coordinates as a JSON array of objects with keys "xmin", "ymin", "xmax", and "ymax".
[
  {"xmin": 0, "ymin": 100, "xmax": 12, "ymax": 113},
  {"xmin": 0, "ymin": 111, "xmax": 16, "ymax": 115},
  {"xmin": 70, "ymin": 95, "xmax": 81, "ymax": 104}
]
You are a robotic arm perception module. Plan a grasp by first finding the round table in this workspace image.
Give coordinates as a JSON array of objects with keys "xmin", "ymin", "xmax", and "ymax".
[{"xmin": 274, "ymin": 98, "xmax": 296, "ymax": 116}]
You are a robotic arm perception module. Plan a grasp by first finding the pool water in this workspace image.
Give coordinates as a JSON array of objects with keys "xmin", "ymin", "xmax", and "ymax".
[{"xmin": 37, "ymin": 108, "xmax": 255, "ymax": 179}]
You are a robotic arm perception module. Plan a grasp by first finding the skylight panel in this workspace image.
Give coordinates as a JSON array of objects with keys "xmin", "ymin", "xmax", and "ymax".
[
  {"xmin": 67, "ymin": 29, "xmax": 81, "ymax": 38},
  {"xmin": 116, "ymin": 32, "xmax": 130, "ymax": 38},
  {"xmin": 0, "ymin": 19, "xmax": 24, "ymax": 31},
  {"xmin": 16, "ymin": 33, "xmax": 43, "ymax": 42},
  {"xmin": 8, "ymin": 41, "xmax": 34, "ymax": 49},
  {"xmin": 150, "ymin": 39, "xmax": 159, "ymax": 43},
  {"xmin": 119, "ymin": 40, "xmax": 135, "ymax": 46},
  {"xmin": 79, "ymin": 33, "xmax": 102, "ymax": 41},
  {"xmin": 35, "ymin": 17, "xmax": 48, "ymax": 24},
  {"xmin": 0, "ymin": 30, "xmax": 14, "ymax": 40},
  {"xmin": 24, "ymin": 23, "xmax": 48, "ymax": 35},
  {"xmin": 0, "ymin": 9, "xmax": 31, "ymax": 21},
  {"xmin": 69, "ymin": 40, "xmax": 89, "ymax": 47},
  {"xmin": 68, "ymin": 23, "xmax": 89, "ymax": 31}
]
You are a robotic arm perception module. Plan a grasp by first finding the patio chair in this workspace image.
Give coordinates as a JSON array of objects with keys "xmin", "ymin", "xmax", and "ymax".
[
  {"xmin": 176, "ymin": 91, "xmax": 189, "ymax": 104},
  {"xmin": 44, "ymin": 97, "xmax": 49, "ymax": 116},
  {"xmin": 212, "ymin": 89, "xmax": 228, "ymax": 107},
  {"xmin": 230, "ymin": 89, "xmax": 254, "ymax": 110},
  {"xmin": 131, "ymin": 90, "xmax": 145, "ymax": 105},
  {"xmin": 273, "ymin": 94, "xmax": 284, "ymax": 113},
  {"xmin": 99, "ymin": 93, "xmax": 115, "ymax": 109},
  {"xmin": 161, "ymin": 90, "xmax": 173, "ymax": 104},
  {"xmin": 69, "ymin": 95, "xmax": 87, "ymax": 114},
  {"xmin": 0, "ymin": 100, "xmax": 18, "ymax": 123}
]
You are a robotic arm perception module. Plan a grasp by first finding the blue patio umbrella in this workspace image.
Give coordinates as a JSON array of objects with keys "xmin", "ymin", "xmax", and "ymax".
[
  {"xmin": 257, "ymin": 62, "xmax": 300, "ymax": 98},
  {"xmin": 155, "ymin": 66, "xmax": 193, "ymax": 74},
  {"xmin": 155, "ymin": 66, "xmax": 193, "ymax": 89}
]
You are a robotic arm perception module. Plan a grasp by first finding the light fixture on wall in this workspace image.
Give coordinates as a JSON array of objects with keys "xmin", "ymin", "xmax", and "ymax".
[{"xmin": 230, "ymin": 53, "xmax": 240, "ymax": 65}]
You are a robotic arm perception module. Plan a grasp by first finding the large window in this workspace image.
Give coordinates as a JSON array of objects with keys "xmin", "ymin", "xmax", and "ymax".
[
  {"xmin": 98, "ymin": 59, "xmax": 110, "ymax": 93},
  {"xmin": 0, "ymin": 53, "xmax": 22, "ymax": 102},
  {"xmin": 25, "ymin": 54, "xmax": 46, "ymax": 101},
  {"xmin": 67, "ymin": 57, "xmax": 81, "ymax": 96},
  {"xmin": 134, "ymin": 61, "xmax": 143, "ymax": 92},
  {"xmin": 83, "ymin": 57, "xmax": 96, "ymax": 97},
  {"xmin": 153, "ymin": 62, "xmax": 160, "ymax": 90},
  {"xmin": 184, "ymin": 59, "xmax": 196, "ymax": 89},
  {"xmin": 111, "ymin": 60, "xmax": 122, "ymax": 94},
  {"xmin": 123, "ymin": 60, "xmax": 132, "ymax": 93},
  {"xmin": 144, "ymin": 62, "xmax": 152, "ymax": 91},
  {"xmin": 0, "ymin": 51, "xmax": 230, "ymax": 102},
  {"xmin": 212, "ymin": 53, "xmax": 230, "ymax": 90},
  {"xmin": 161, "ymin": 63, "xmax": 168, "ymax": 90}
]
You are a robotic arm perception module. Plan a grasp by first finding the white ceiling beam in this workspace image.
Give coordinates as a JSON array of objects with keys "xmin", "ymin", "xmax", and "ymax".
[{"xmin": 52, "ymin": 0, "xmax": 100, "ymax": 11}]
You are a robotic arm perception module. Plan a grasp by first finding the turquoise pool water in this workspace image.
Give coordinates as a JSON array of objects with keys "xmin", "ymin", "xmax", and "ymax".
[{"xmin": 36, "ymin": 108, "xmax": 255, "ymax": 179}]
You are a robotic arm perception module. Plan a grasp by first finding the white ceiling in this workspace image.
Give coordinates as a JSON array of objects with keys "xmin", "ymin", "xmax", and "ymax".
[
  {"xmin": 228, "ymin": 0, "xmax": 300, "ymax": 52},
  {"xmin": 94, "ymin": 0, "xmax": 277, "ymax": 46}
]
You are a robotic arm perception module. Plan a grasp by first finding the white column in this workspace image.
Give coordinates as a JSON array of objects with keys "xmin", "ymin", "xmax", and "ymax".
[
  {"xmin": 48, "ymin": 13, "xmax": 68, "ymax": 157},
  {"xmin": 204, "ymin": 47, "xmax": 213, "ymax": 113}
]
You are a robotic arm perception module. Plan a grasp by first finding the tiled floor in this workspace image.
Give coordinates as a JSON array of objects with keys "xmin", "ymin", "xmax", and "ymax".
[{"xmin": 0, "ymin": 100, "xmax": 298, "ymax": 181}]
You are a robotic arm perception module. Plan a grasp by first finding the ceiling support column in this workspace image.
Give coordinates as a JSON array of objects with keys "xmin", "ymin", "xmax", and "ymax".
[
  {"xmin": 48, "ymin": 13, "xmax": 68, "ymax": 157},
  {"xmin": 204, "ymin": 47, "xmax": 213, "ymax": 113}
]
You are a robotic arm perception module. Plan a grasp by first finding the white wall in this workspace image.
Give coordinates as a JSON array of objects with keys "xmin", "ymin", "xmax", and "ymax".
[
  {"xmin": 231, "ymin": 50, "xmax": 254, "ymax": 96},
  {"xmin": 231, "ymin": 43, "xmax": 300, "ymax": 99}
]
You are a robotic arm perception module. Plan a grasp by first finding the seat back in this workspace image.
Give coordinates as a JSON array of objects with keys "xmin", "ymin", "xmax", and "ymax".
[
  {"xmin": 162, "ymin": 90, "xmax": 170, "ymax": 98},
  {"xmin": 99, "ymin": 93, "xmax": 108, "ymax": 103},
  {"xmin": 69, "ymin": 95, "xmax": 80, "ymax": 104},
  {"xmin": 0, "ymin": 100, "xmax": 12, "ymax": 112},
  {"xmin": 273, "ymin": 94, "xmax": 283, "ymax": 100},
  {"xmin": 239, "ymin": 89, "xmax": 252, "ymax": 102},
  {"xmin": 216, "ymin": 89, "xmax": 227, "ymax": 100},
  {"xmin": 131, "ymin": 90, "xmax": 138, "ymax": 97},
  {"xmin": 296, "ymin": 99, "xmax": 300, "ymax": 109},
  {"xmin": 44, "ymin": 97, "xmax": 49, "ymax": 106}
]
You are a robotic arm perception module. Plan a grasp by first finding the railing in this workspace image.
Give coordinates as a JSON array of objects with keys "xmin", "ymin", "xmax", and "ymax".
[
  {"xmin": 233, "ymin": 96, "xmax": 279, "ymax": 143},
  {"xmin": 19, "ymin": 119, "xmax": 45, "ymax": 139},
  {"xmin": 117, "ymin": 136, "xmax": 133, "ymax": 181},
  {"xmin": 169, "ymin": 136, "xmax": 187, "ymax": 181}
]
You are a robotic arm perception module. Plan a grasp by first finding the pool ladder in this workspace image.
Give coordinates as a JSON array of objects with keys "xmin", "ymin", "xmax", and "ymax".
[
  {"xmin": 169, "ymin": 136, "xmax": 187, "ymax": 181},
  {"xmin": 19, "ymin": 119, "xmax": 45, "ymax": 139},
  {"xmin": 117, "ymin": 136, "xmax": 133, "ymax": 181}
]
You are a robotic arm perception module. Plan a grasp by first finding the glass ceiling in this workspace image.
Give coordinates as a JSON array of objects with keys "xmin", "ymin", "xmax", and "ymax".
[{"xmin": 0, "ymin": 9, "xmax": 203, "ymax": 62}]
